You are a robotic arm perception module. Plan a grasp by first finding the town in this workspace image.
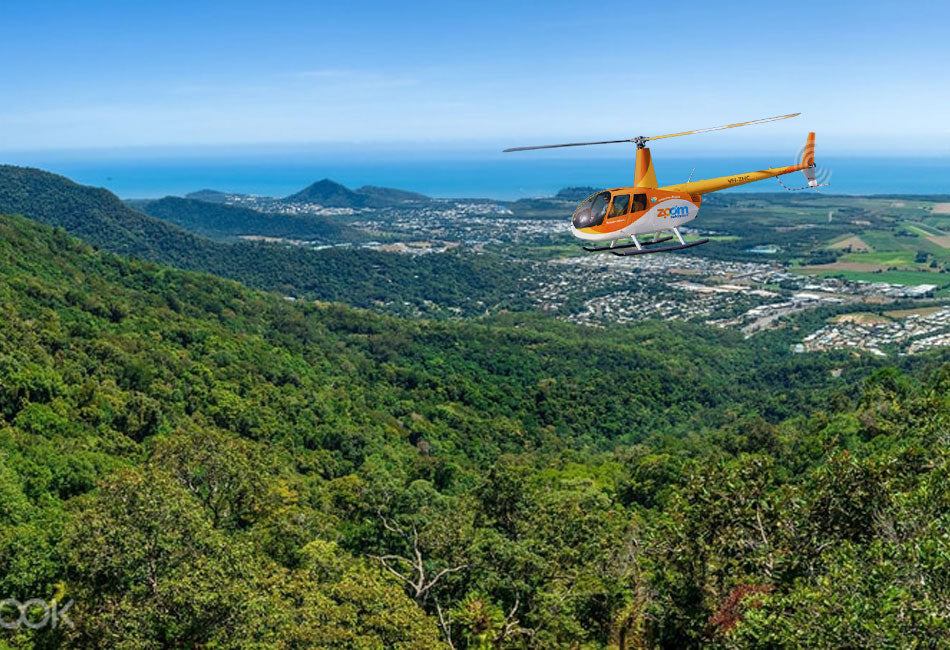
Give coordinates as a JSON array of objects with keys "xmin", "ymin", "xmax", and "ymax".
[{"xmin": 213, "ymin": 191, "xmax": 950, "ymax": 357}]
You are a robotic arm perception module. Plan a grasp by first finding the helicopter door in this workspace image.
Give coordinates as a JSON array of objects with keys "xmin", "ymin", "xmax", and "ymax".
[{"xmin": 608, "ymin": 194, "xmax": 630, "ymax": 219}]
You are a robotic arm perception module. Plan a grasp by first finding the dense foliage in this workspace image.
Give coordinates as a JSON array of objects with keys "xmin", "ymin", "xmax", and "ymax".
[{"xmin": 2, "ymin": 213, "xmax": 950, "ymax": 647}]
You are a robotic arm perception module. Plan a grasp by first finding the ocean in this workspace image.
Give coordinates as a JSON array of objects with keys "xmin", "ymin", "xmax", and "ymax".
[{"xmin": 3, "ymin": 150, "xmax": 948, "ymax": 200}]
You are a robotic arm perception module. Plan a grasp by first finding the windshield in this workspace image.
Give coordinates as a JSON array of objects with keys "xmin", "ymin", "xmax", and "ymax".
[{"xmin": 572, "ymin": 191, "xmax": 611, "ymax": 229}]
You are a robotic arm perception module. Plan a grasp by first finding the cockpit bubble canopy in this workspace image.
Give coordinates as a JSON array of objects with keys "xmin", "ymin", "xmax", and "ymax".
[{"xmin": 572, "ymin": 191, "xmax": 611, "ymax": 229}]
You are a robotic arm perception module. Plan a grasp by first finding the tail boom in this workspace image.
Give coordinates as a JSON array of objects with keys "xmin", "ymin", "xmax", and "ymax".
[
  {"xmin": 661, "ymin": 132, "xmax": 818, "ymax": 195},
  {"xmin": 660, "ymin": 163, "xmax": 807, "ymax": 194}
]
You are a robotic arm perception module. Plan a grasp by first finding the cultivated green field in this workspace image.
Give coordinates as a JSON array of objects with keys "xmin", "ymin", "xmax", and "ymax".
[{"xmin": 794, "ymin": 266, "xmax": 950, "ymax": 287}]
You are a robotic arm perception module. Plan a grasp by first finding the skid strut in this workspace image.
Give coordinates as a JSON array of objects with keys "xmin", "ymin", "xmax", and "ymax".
[
  {"xmin": 583, "ymin": 227, "xmax": 707, "ymax": 256},
  {"xmin": 610, "ymin": 237, "xmax": 709, "ymax": 256},
  {"xmin": 609, "ymin": 227, "xmax": 709, "ymax": 256}
]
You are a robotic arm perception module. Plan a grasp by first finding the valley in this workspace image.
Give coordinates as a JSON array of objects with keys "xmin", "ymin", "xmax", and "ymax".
[
  {"xmin": 1, "ymin": 165, "xmax": 950, "ymax": 648},
  {"xmin": 148, "ymin": 180, "xmax": 950, "ymax": 357}
]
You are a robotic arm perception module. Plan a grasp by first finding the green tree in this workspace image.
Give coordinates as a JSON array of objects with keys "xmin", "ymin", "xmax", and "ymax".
[{"xmin": 64, "ymin": 467, "xmax": 286, "ymax": 648}]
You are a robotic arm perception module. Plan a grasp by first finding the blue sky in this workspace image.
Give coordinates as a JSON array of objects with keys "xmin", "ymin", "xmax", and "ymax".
[{"xmin": 2, "ymin": 0, "xmax": 949, "ymax": 155}]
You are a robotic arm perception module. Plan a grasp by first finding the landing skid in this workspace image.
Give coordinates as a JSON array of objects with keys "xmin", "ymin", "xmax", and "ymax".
[
  {"xmin": 583, "ymin": 235, "xmax": 673, "ymax": 252},
  {"xmin": 611, "ymin": 238, "xmax": 709, "ymax": 256}
]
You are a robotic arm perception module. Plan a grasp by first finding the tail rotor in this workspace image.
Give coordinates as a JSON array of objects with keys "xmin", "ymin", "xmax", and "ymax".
[{"xmin": 778, "ymin": 132, "xmax": 831, "ymax": 191}]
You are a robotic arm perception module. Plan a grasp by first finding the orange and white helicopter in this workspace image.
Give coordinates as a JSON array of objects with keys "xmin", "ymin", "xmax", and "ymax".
[{"xmin": 504, "ymin": 113, "xmax": 821, "ymax": 256}]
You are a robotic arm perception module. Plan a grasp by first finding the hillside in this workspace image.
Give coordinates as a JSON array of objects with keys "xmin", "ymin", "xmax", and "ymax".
[
  {"xmin": 184, "ymin": 188, "xmax": 232, "ymax": 203},
  {"xmin": 555, "ymin": 186, "xmax": 599, "ymax": 201},
  {"xmin": 3, "ymin": 212, "xmax": 950, "ymax": 647},
  {"xmin": 0, "ymin": 165, "xmax": 214, "ymax": 264},
  {"xmin": 284, "ymin": 178, "xmax": 431, "ymax": 207},
  {"xmin": 353, "ymin": 184, "xmax": 431, "ymax": 205},
  {"xmin": 0, "ymin": 165, "xmax": 526, "ymax": 316},
  {"xmin": 136, "ymin": 195, "xmax": 352, "ymax": 241}
]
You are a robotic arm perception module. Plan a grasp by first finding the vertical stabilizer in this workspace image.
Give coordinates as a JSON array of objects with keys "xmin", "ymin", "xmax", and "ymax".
[
  {"xmin": 801, "ymin": 132, "xmax": 817, "ymax": 187},
  {"xmin": 802, "ymin": 132, "xmax": 816, "ymax": 166},
  {"xmin": 635, "ymin": 147, "xmax": 658, "ymax": 189}
]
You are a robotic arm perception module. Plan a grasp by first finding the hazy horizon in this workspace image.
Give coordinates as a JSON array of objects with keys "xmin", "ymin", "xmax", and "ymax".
[{"xmin": 5, "ymin": 150, "xmax": 947, "ymax": 201}]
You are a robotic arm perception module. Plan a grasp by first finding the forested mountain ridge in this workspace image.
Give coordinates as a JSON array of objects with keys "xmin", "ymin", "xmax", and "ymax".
[
  {"xmin": 3, "ymin": 212, "xmax": 950, "ymax": 647},
  {"xmin": 0, "ymin": 164, "xmax": 211, "ymax": 263},
  {"xmin": 0, "ymin": 165, "xmax": 529, "ymax": 317}
]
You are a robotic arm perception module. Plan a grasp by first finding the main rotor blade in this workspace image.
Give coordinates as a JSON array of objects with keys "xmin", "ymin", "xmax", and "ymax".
[
  {"xmin": 503, "ymin": 113, "xmax": 800, "ymax": 152},
  {"xmin": 503, "ymin": 139, "xmax": 634, "ymax": 152},
  {"xmin": 645, "ymin": 113, "xmax": 800, "ymax": 142}
]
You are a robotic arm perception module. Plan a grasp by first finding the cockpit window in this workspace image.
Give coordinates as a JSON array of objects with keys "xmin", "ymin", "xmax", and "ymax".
[
  {"xmin": 609, "ymin": 194, "xmax": 630, "ymax": 218},
  {"xmin": 572, "ymin": 191, "xmax": 611, "ymax": 229}
]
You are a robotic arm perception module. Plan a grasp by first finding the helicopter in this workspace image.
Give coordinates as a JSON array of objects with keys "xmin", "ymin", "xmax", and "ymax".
[{"xmin": 503, "ymin": 113, "xmax": 822, "ymax": 256}]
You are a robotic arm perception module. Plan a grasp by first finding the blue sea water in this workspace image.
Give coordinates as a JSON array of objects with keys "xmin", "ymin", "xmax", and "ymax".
[{"xmin": 3, "ymin": 149, "xmax": 948, "ymax": 200}]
